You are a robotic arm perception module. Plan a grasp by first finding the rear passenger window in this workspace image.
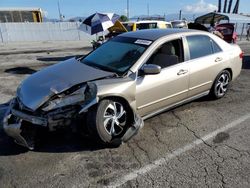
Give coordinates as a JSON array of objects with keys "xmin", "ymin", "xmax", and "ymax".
[
  {"xmin": 186, "ymin": 35, "xmax": 214, "ymax": 60},
  {"xmin": 138, "ymin": 23, "xmax": 157, "ymax": 30},
  {"xmin": 211, "ymin": 39, "xmax": 222, "ymax": 53}
]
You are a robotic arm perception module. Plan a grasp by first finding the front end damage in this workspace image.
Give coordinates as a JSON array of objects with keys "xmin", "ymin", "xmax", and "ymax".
[
  {"xmin": 3, "ymin": 97, "xmax": 80, "ymax": 149},
  {"xmin": 3, "ymin": 82, "xmax": 143, "ymax": 149}
]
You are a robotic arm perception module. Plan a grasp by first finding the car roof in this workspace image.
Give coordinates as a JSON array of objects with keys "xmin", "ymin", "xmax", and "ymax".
[
  {"xmin": 122, "ymin": 21, "xmax": 136, "ymax": 24},
  {"xmin": 171, "ymin": 20, "xmax": 187, "ymax": 23},
  {"xmin": 122, "ymin": 20, "xmax": 171, "ymax": 24},
  {"xmin": 136, "ymin": 20, "xmax": 170, "ymax": 24},
  {"xmin": 119, "ymin": 29, "xmax": 198, "ymax": 41}
]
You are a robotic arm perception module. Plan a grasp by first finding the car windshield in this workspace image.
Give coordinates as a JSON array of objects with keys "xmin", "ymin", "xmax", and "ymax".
[{"xmin": 81, "ymin": 37, "xmax": 149, "ymax": 75}]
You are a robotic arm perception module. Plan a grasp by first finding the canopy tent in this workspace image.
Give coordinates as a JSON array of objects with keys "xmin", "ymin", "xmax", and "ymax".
[
  {"xmin": 82, "ymin": 13, "xmax": 120, "ymax": 35},
  {"xmin": 195, "ymin": 12, "xmax": 250, "ymax": 24}
]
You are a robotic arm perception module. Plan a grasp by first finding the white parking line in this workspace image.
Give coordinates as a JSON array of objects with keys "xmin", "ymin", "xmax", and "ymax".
[
  {"xmin": 0, "ymin": 76, "xmax": 21, "ymax": 79},
  {"xmin": 106, "ymin": 113, "xmax": 250, "ymax": 188}
]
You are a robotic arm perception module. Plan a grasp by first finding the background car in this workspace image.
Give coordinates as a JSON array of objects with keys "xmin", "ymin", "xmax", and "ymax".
[
  {"xmin": 171, "ymin": 20, "xmax": 188, "ymax": 28},
  {"xmin": 109, "ymin": 20, "xmax": 172, "ymax": 33},
  {"xmin": 3, "ymin": 29, "xmax": 242, "ymax": 149}
]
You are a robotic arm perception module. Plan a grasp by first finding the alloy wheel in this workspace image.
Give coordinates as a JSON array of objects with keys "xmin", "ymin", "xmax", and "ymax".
[
  {"xmin": 215, "ymin": 73, "xmax": 230, "ymax": 97},
  {"xmin": 103, "ymin": 102, "xmax": 126, "ymax": 137}
]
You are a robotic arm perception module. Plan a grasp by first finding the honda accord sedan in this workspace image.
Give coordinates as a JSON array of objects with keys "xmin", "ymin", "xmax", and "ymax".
[{"xmin": 3, "ymin": 29, "xmax": 242, "ymax": 149}]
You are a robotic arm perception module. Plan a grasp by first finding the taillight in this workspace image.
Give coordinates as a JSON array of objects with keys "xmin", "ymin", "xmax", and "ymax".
[{"xmin": 239, "ymin": 52, "xmax": 244, "ymax": 59}]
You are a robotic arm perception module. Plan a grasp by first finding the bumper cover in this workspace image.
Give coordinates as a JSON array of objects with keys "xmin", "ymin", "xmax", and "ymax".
[
  {"xmin": 122, "ymin": 114, "xmax": 144, "ymax": 143},
  {"xmin": 3, "ymin": 107, "xmax": 45, "ymax": 150},
  {"xmin": 11, "ymin": 109, "xmax": 47, "ymax": 126},
  {"xmin": 3, "ymin": 99, "xmax": 144, "ymax": 150}
]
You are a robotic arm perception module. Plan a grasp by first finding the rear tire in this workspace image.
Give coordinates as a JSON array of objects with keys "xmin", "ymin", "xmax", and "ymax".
[
  {"xmin": 87, "ymin": 99, "xmax": 131, "ymax": 147},
  {"xmin": 210, "ymin": 70, "xmax": 231, "ymax": 99}
]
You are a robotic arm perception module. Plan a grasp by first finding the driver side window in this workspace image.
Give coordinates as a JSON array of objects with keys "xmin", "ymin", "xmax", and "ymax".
[{"xmin": 147, "ymin": 39, "xmax": 184, "ymax": 69}]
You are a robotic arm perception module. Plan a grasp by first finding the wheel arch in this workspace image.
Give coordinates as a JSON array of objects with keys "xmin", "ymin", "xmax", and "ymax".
[
  {"xmin": 209, "ymin": 68, "xmax": 231, "ymax": 99},
  {"xmin": 212, "ymin": 68, "xmax": 232, "ymax": 85},
  {"xmin": 97, "ymin": 95, "xmax": 143, "ymax": 143},
  {"xmin": 224, "ymin": 68, "xmax": 233, "ymax": 79}
]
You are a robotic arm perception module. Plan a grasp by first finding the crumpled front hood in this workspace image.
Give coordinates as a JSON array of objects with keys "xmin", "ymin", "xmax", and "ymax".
[{"xmin": 17, "ymin": 58, "xmax": 114, "ymax": 111}]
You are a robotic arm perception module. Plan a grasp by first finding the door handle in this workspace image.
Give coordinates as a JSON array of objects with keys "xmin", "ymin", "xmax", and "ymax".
[
  {"xmin": 215, "ymin": 57, "xmax": 223, "ymax": 62},
  {"xmin": 177, "ymin": 69, "xmax": 188, "ymax": 75}
]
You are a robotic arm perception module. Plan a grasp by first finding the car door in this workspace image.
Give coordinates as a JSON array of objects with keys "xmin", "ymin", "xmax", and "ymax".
[
  {"xmin": 135, "ymin": 38, "xmax": 189, "ymax": 117},
  {"xmin": 185, "ymin": 34, "xmax": 225, "ymax": 97}
]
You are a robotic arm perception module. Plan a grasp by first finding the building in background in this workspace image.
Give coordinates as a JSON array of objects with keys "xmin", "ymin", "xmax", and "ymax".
[{"xmin": 0, "ymin": 8, "xmax": 43, "ymax": 23}]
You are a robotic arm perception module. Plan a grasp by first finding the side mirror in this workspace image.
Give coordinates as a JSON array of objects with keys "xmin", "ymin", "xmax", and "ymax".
[{"xmin": 142, "ymin": 64, "xmax": 161, "ymax": 75}]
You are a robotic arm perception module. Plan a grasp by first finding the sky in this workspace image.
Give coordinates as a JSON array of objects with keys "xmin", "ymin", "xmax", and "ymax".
[{"xmin": 0, "ymin": 0, "xmax": 249, "ymax": 19}]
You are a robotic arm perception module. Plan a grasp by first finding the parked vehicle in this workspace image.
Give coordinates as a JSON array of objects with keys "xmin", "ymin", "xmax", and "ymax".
[
  {"xmin": 215, "ymin": 23, "xmax": 237, "ymax": 43},
  {"xmin": 137, "ymin": 20, "xmax": 172, "ymax": 30},
  {"xmin": 3, "ymin": 29, "xmax": 242, "ymax": 149},
  {"xmin": 171, "ymin": 20, "xmax": 188, "ymax": 28},
  {"xmin": 107, "ymin": 20, "xmax": 172, "ymax": 40},
  {"xmin": 188, "ymin": 22, "xmax": 208, "ymax": 31},
  {"xmin": 121, "ymin": 20, "xmax": 172, "ymax": 32}
]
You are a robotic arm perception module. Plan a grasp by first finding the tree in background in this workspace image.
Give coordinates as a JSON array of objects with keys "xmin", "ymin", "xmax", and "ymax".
[{"xmin": 119, "ymin": 15, "xmax": 129, "ymax": 22}]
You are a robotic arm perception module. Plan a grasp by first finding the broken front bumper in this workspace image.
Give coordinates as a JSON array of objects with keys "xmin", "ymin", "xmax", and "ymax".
[
  {"xmin": 3, "ymin": 106, "xmax": 47, "ymax": 150},
  {"xmin": 3, "ymin": 97, "xmax": 144, "ymax": 150}
]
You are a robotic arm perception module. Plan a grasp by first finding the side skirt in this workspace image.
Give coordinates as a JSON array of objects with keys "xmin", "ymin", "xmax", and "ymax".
[{"xmin": 142, "ymin": 91, "xmax": 210, "ymax": 120}]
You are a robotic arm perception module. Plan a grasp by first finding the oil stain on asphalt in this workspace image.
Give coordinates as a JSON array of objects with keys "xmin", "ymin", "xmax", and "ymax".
[{"xmin": 213, "ymin": 132, "xmax": 230, "ymax": 143}]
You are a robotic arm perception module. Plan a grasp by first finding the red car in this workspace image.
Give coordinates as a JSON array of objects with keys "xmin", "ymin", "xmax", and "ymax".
[{"xmin": 215, "ymin": 23, "xmax": 237, "ymax": 43}]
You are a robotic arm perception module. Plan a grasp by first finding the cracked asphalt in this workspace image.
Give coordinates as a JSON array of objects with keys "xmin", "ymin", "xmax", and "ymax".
[{"xmin": 0, "ymin": 41, "xmax": 250, "ymax": 188}]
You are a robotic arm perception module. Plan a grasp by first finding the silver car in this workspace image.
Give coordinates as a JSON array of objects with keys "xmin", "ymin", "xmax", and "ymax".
[{"xmin": 3, "ymin": 29, "xmax": 242, "ymax": 149}]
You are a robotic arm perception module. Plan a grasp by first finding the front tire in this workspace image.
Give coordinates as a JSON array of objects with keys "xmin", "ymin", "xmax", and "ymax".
[
  {"xmin": 210, "ymin": 70, "xmax": 231, "ymax": 99},
  {"xmin": 87, "ymin": 99, "xmax": 131, "ymax": 146}
]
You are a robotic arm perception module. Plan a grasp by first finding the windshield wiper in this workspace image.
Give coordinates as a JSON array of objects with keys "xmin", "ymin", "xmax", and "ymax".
[{"xmin": 82, "ymin": 60, "xmax": 118, "ymax": 73}]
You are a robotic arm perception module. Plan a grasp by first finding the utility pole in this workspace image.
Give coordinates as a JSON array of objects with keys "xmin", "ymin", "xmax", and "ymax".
[
  {"xmin": 233, "ymin": 0, "xmax": 240, "ymax": 14},
  {"xmin": 127, "ymin": 0, "xmax": 129, "ymax": 19},
  {"xmin": 57, "ymin": 0, "xmax": 63, "ymax": 21},
  {"xmin": 223, "ymin": 0, "xmax": 228, "ymax": 13},
  {"xmin": 227, "ymin": 0, "xmax": 233, "ymax": 13},
  {"xmin": 218, "ymin": 0, "xmax": 222, "ymax": 12},
  {"xmin": 179, "ymin": 10, "xmax": 182, "ymax": 20},
  {"xmin": 147, "ymin": 3, "xmax": 149, "ymax": 17}
]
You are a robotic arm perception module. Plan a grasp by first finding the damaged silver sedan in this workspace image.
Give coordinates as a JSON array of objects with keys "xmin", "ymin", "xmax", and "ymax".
[{"xmin": 3, "ymin": 29, "xmax": 242, "ymax": 149}]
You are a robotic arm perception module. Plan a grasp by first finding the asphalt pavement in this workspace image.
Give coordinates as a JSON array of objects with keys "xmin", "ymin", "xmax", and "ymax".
[{"xmin": 0, "ymin": 40, "xmax": 250, "ymax": 188}]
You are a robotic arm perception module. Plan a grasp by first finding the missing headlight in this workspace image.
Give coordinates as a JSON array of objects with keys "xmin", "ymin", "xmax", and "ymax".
[
  {"xmin": 84, "ymin": 82, "xmax": 97, "ymax": 102},
  {"xmin": 42, "ymin": 86, "xmax": 87, "ymax": 112}
]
